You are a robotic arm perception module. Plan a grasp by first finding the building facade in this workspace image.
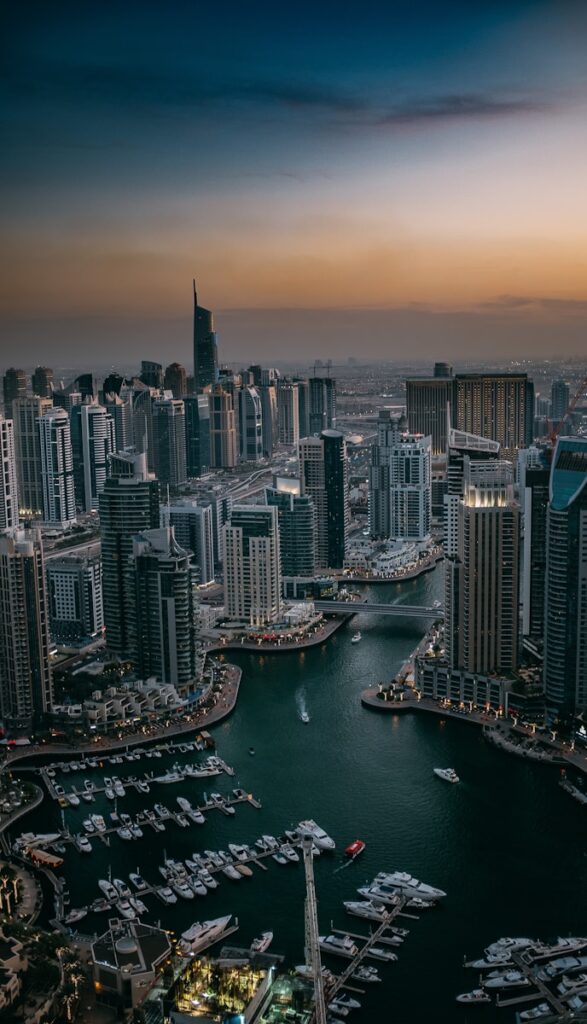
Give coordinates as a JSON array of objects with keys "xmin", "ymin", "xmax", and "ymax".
[
  {"xmin": 238, "ymin": 385, "xmax": 263, "ymax": 462},
  {"xmin": 38, "ymin": 407, "xmax": 76, "ymax": 528},
  {"xmin": 299, "ymin": 430, "xmax": 348, "ymax": 569},
  {"xmin": 12, "ymin": 396, "xmax": 53, "ymax": 517},
  {"xmin": 46, "ymin": 551, "xmax": 103, "ymax": 642},
  {"xmin": 161, "ymin": 499, "xmax": 215, "ymax": 585},
  {"xmin": 0, "ymin": 416, "xmax": 19, "ymax": 530},
  {"xmin": 266, "ymin": 478, "xmax": 316, "ymax": 578},
  {"xmin": 453, "ymin": 372, "xmax": 532, "ymax": 460},
  {"xmin": 152, "ymin": 398, "xmax": 187, "ymax": 487},
  {"xmin": 308, "ymin": 377, "xmax": 336, "ymax": 435},
  {"xmin": 2, "ymin": 368, "xmax": 27, "ymax": 418},
  {"xmin": 193, "ymin": 281, "xmax": 218, "ymax": 390},
  {"xmin": 184, "ymin": 395, "xmax": 211, "ymax": 478},
  {"xmin": 277, "ymin": 381, "xmax": 300, "ymax": 446},
  {"xmin": 209, "ymin": 386, "xmax": 237, "ymax": 469},
  {"xmin": 223, "ymin": 505, "xmax": 282, "ymax": 624},
  {"xmin": 406, "ymin": 375, "xmax": 454, "ymax": 456}
]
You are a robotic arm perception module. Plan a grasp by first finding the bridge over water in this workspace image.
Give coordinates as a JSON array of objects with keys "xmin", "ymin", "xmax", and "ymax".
[{"xmin": 314, "ymin": 600, "xmax": 444, "ymax": 618}]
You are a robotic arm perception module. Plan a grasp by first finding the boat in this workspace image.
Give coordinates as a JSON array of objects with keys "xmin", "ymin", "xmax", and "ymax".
[
  {"xmin": 229, "ymin": 844, "xmax": 250, "ymax": 861},
  {"xmin": 154, "ymin": 772, "xmax": 184, "ymax": 784},
  {"xmin": 330, "ymin": 994, "xmax": 361, "ymax": 1011},
  {"xmin": 172, "ymin": 879, "xmax": 195, "ymax": 900},
  {"xmin": 210, "ymin": 793, "xmax": 235, "ymax": 815},
  {"xmin": 84, "ymin": 780, "xmax": 94, "ymax": 792},
  {"xmin": 222, "ymin": 864, "xmax": 241, "ymax": 881},
  {"xmin": 113, "ymin": 878, "xmax": 131, "ymax": 898},
  {"xmin": 484, "ymin": 972, "xmax": 530, "ymax": 990},
  {"xmin": 345, "ymin": 839, "xmax": 365, "ymax": 859},
  {"xmin": 373, "ymin": 871, "xmax": 446, "ymax": 900},
  {"xmin": 519, "ymin": 1005, "xmax": 551, "ymax": 1021},
  {"xmin": 154, "ymin": 804, "xmax": 170, "ymax": 818},
  {"xmin": 235, "ymin": 863, "xmax": 253, "ymax": 877},
  {"xmin": 129, "ymin": 872, "xmax": 148, "ymax": 890},
  {"xmin": 485, "ymin": 937, "xmax": 535, "ymax": 956},
  {"xmin": 113, "ymin": 779, "xmax": 126, "ymax": 797},
  {"xmin": 351, "ymin": 632, "xmax": 362, "ymax": 644},
  {"xmin": 156, "ymin": 886, "xmax": 177, "ymax": 905},
  {"xmin": 249, "ymin": 747, "xmax": 255, "ymax": 755},
  {"xmin": 129, "ymin": 824, "xmax": 143, "ymax": 839},
  {"xmin": 68, "ymin": 793, "xmax": 80, "ymax": 807},
  {"xmin": 175, "ymin": 814, "xmax": 190, "ymax": 828},
  {"xmin": 177, "ymin": 797, "xmax": 192, "ymax": 813},
  {"xmin": 433, "ymin": 768, "xmax": 460, "ymax": 784},
  {"xmin": 188, "ymin": 877, "xmax": 208, "ymax": 897},
  {"xmin": 272, "ymin": 852, "xmax": 288, "ymax": 865},
  {"xmin": 204, "ymin": 850, "xmax": 225, "ymax": 868},
  {"xmin": 117, "ymin": 827, "xmax": 133, "ymax": 840},
  {"xmin": 295, "ymin": 965, "xmax": 335, "ymax": 983},
  {"xmin": 129, "ymin": 896, "xmax": 147, "ymax": 915},
  {"xmin": 369, "ymin": 946, "xmax": 398, "ymax": 962},
  {"xmin": 456, "ymin": 990, "xmax": 491, "ymax": 1004},
  {"xmin": 250, "ymin": 931, "xmax": 273, "ymax": 955},
  {"xmin": 137, "ymin": 781, "xmax": 150, "ymax": 794},
  {"xmin": 256, "ymin": 835, "xmax": 279, "ymax": 852},
  {"xmin": 319, "ymin": 934, "xmax": 359, "ymax": 958},
  {"xmin": 281, "ymin": 844, "xmax": 300, "ymax": 863},
  {"xmin": 91, "ymin": 898, "xmax": 111, "ymax": 913},
  {"xmin": 76, "ymin": 835, "xmax": 93, "ymax": 854},
  {"xmin": 351, "ymin": 965, "xmax": 381, "ymax": 983},
  {"xmin": 187, "ymin": 808, "xmax": 206, "ymax": 825},
  {"xmin": 90, "ymin": 814, "xmax": 107, "ymax": 832},
  {"xmin": 344, "ymin": 900, "xmax": 388, "ymax": 923},
  {"xmin": 198, "ymin": 869, "xmax": 218, "ymax": 890},
  {"xmin": 300, "ymin": 711, "xmax": 310, "ymax": 723},
  {"xmin": 469, "ymin": 953, "xmax": 512, "ymax": 969},
  {"xmin": 98, "ymin": 879, "xmax": 118, "ymax": 901},
  {"xmin": 180, "ymin": 915, "xmax": 233, "ymax": 955},
  {"xmin": 65, "ymin": 907, "xmax": 87, "ymax": 925},
  {"xmin": 298, "ymin": 820, "xmax": 336, "ymax": 851},
  {"xmin": 117, "ymin": 899, "xmax": 136, "ymax": 920},
  {"xmin": 81, "ymin": 791, "xmax": 94, "ymax": 803}
]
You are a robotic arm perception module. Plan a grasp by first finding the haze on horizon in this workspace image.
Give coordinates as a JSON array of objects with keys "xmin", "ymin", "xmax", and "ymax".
[{"xmin": 2, "ymin": 0, "xmax": 587, "ymax": 367}]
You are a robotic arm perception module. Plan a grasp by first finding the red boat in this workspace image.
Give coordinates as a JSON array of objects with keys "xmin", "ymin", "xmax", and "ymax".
[{"xmin": 345, "ymin": 840, "xmax": 365, "ymax": 859}]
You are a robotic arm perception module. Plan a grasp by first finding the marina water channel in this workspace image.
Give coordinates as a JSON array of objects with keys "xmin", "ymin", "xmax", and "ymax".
[{"xmin": 18, "ymin": 565, "xmax": 587, "ymax": 1022}]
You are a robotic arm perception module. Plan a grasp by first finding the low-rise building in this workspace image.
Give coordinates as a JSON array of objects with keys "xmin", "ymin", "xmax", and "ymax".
[{"xmin": 92, "ymin": 917, "xmax": 171, "ymax": 1011}]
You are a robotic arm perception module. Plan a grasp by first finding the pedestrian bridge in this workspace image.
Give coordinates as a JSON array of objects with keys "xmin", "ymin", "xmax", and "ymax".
[{"xmin": 314, "ymin": 600, "xmax": 444, "ymax": 619}]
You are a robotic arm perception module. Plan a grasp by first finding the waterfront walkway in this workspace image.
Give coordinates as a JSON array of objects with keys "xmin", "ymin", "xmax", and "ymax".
[{"xmin": 207, "ymin": 613, "xmax": 349, "ymax": 655}]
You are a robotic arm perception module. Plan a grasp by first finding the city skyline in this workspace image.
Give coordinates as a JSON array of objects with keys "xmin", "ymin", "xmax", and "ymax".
[{"xmin": 2, "ymin": 2, "xmax": 587, "ymax": 363}]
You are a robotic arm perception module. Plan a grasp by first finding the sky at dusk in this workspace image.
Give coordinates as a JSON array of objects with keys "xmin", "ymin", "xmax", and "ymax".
[{"xmin": 2, "ymin": 0, "xmax": 587, "ymax": 367}]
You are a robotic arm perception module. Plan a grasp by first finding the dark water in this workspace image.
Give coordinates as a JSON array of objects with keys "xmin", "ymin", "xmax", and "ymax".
[{"xmin": 19, "ymin": 566, "xmax": 587, "ymax": 1023}]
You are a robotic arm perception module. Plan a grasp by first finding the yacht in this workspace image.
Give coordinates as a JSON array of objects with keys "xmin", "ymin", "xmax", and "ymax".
[
  {"xmin": 129, "ymin": 824, "xmax": 143, "ymax": 839},
  {"xmin": 351, "ymin": 632, "xmax": 362, "ymax": 644},
  {"xmin": 351, "ymin": 966, "xmax": 381, "ymax": 983},
  {"xmin": 76, "ymin": 835, "xmax": 93, "ymax": 854},
  {"xmin": 112, "ymin": 778, "xmax": 126, "ymax": 797},
  {"xmin": 272, "ymin": 851, "xmax": 288, "ymax": 865},
  {"xmin": 357, "ymin": 884, "xmax": 435, "ymax": 908},
  {"xmin": 250, "ymin": 931, "xmax": 273, "ymax": 954},
  {"xmin": 104, "ymin": 786, "xmax": 115, "ymax": 800},
  {"xmin": 84, "ymin": 780, "xmax": 95, "ymax": 793},
  {"xmin": 298, "ymin": 820, "xmax": 336, "ymax": 851},
  {"xmin": 117, "ymin": 826, "xmax": 133, "ymax": 841},
  {"xmin": 156, "ymin": 886, "xmax": 177, "ymax": 905},
  {"xmin": 98, "ymin": 879, "xmax": 118, "ymax": 901},
  {"xmin": 180, "ymin": 915, "xmax": 233, "ymax": 955},
  {"xmin": 137, "ymin": 781, "xmax": 150, "ymax": 794},
  {"xmin": 91, "ymin": 898, "xmax": 111, "ymax": 913},
  {"xmin": 222, "ymin": 864, "xmax": 241, "ymax": 881},
  {"xmin": 103, "ymin": 776, "xmax": 113, "ymax": 788},
  {"xmin": 330, "ymin": 994, "xmax": 361, "ymax": 1012},
  {"xmin": 154, "ymin": 804, "xmax": 170, "ymax": 818},
  {"xmin": 65, "ymin": 907, "xmax": 88, "ymax": 925},
  {"xmin": 154, "ymin": 771, "xmax": 184, "ymax": 784},
  {"xmin": 345, "ymin": 839, "xmax": 365, "ymax": 859},
  {"xmin": 469, "ymin": 953, "xmax": 512, "ymax": 969},
  {"xmin": 175, "ymin": 814, "xmax": 190, "ymax": 828},
  {"xmin": 129, "ymin": 872, "xmax": 148, "ymax": 890},
  {"xmin": 172, "ymin": 879, "xmax": 195, "ymax": 900},
  {"xmin": 204, "ymin": 850, "xmax": 225, "ymax": 868},
  {"xmin": 300, "ymin": 711, "xmax": 310, "ymax": 723},
  {"xmin": 433, "ymin": 768, "xmax": 459, "ymax": 784},
  {"xmin": 368, "ymin": 947, "xmax": 398, "ymax": 962},
  {"xmin": 373, "ymin": 871, "xmax": 446, "ymax": 900},
  {"xmin": 188, "ymin": 877, "xmax": 208, "ymax": 897},
  {"xmin": 90, "ymin": 814, "xmax": 107, "ymax": 832},
  {"xmin": 129, "ymin": 896, "xmax": 147, "ymax": 915},
  {"xmin": 256, "ymin": 835, "xmax": 279, "ymax": 852},
  {"xmin": 68, "ymin": 793, "xmax": 81, "ymax": 807},
  {"xmin": 198, "ymin": 869, "xmax": 218, "ymax": 890},
  {"xmin": 485, "ymin": 937, "xmax": 535, "ymax": 956},
  {"xmin": 281, "ymin": 844, "xmax": 300, "ymax": 863},
  {"xmin": 455, "ymin": 990, "xmax": 491, "ymax": 1005},
  {"xmin": 113, "ymin": 878, "xmax": 131, "ymax": 898},
  {"xmin": 319, "ymin": 934, "xmax": 359, "ymax": 958},
  {"xmin": 210, "ymin": 793, "xmax": 235, "ymax": 815},
  {"xmin": 229, "ymin": 843, "xmax": 250, "ymax": 862},
  {"xmin": 81, "ymin": 792, "xmax": 93, "ymax": 804},
  {"xmin": 177, "ymin": 797, "xmax": 192, "ymax": 813},
  {"xmin": 344, "ymin": 900, "xmax": 388, "ymax": 923},
  {"xmin": 484, "ymin": 971, "xmax": 530, "ymax": 990}
]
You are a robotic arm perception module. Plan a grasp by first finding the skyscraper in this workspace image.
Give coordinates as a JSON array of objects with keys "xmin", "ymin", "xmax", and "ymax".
[
  {"xmin": 0, "ymin": 415, "xmax": 19, "ymax": 529},
  {"xmin": 31, "ymin": 366, "xmax": 54, "ymax": 399},
  {"xmin": 164, "ymin": 362, "xmax": 187, "ymax": 399},
  {"xmin": 238, "ymin": 386, "xmax": 263, "ymax": 462},
  {"xmin": 38, "ymin": 407, "xmax": 76, "ymax": 528},
  {"xmin": 3, "ymin": 368, "xmax": 27, "ymax": 418},
  {"xmin": 266, "ymin": 478, "xmax": 316, "ymax": 579},
  {"xmin": 161, "ymin": 499, "xmax": 215, "ymax": 585},
  {"xmin": 129, "ymin": 528, "xmax": 199, "ymax": 686},
  {"xmin": 551, "ymin": 379, "xmax": 570, "ymax": 427},
  {"xmin": 405, "ymin": 375, "xmax": 454, "ymax": 456},
  {"xmin": 444, "ymin": 425, "xmax": 501, "ymax": 557},
  {"xmin": 453, "ymin": 372, "xmax": 531, "ymax": 460},
  {"xmin": 259, "ymin": 384, "xmax": 278, "ymax": 457},
  {"xmin": 46, "ymin": 551, "xmax": 103, "ymax": 642},
  {"xmin": 209, "ymin": 386, "xmax": 237, "ymax": 469},
  {"xmin": 184, "ymin": 395, "xmax": 211, "ymax": 477},
  {"xmin": 277, "ymin": 381, "xmax": 300, "ymax": 446},
  {"xmin": 445, "ymin": 461, "xmax": 520, "ymax": 676},
  {"xmin": 152, "ymin": 398, "xmax": 187, "ymax": 487},
  {"xmin": 368, "ymin": 411, "xmax": 431, "ymax": 542},
  {"xmin": 140, "ymin": 360, "xmax": 163, "ymax": 389},
  {"xmin": 77, "ymin": 401, "xmax": 116, "ymax": 512},
  {"xmin": 299, "ymin": 430, "xmax": 348, "ymax": 569},
  {"xmin": 99, "ymin": 450, "xmax": 160, "ymax": 657},
  {"xmin": 223, "ymin": 505, "xmax": 282, "ymax": 625},
  {"xmin": 12, "ymin": 395, "xmax": 53, "ymax": 516},
  {"xmin": 544, "ymin": 437, "xmax": 587, "ymax": 719},
  {"xmin": 104, "ymin": 393, "xmax": 132, "ymax": 451},
  {"xmin": 0, "ymin": 529, "xmax": 53, "ymax": 730},
  {"xmin": 193, "ymin": 281, "xmax": 218, "ymax": 390},
  {"xmin": 308, "ymin": 377, "xmax": 336, "ymax": 434},
  {"xmin": 521, "ymin": 457, "xmax": 550, "ymax": 643}
]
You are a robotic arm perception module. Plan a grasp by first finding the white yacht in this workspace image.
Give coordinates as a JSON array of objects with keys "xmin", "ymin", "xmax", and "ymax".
[
  {"xmin": 298, "ymin": 820, "xmax": 336, "ymax": 851},
  {"xmin": 222, "ymin": 864, "xmax": 242, "ymax": 880},
  {"xmin": 137, "ymin": 781, "xmax": 150, "ymax": 794},
  {"xmin": 156, "ymin": 886, "xmax": 177, "ymax": 905},
  {"xmin": 180, "ymin": 915, "xmax": 234, "ymax": 955},
  {"xmin": 117, "ymin": 899, "xmax": 136, "ymax": 920},
  {"xmin": 330, "ymin": 994, "xmax": 361, "ymax": 1012},
  {"xmin": 113, "ymin": 779, "xmax": 126, "ymax": 797},
  {"xmin": 130, "ymin": 824, "xmax": 143, "ymax": 839},
  {"xmin": 319, "ymin": 934, "xmax": 359, "ymax": 958},
  {"xmin": 351, "ymin": 965, "xmax": 381, "ymax": 983},
  {"xmin": 187, "ymin": 808, "xmax": 206, "ymax": 825},
  {"xmin": 177, "ymin": 797, "xmax": 192, "ymax": 812},
  {"xmin": 229, "ymin": 844, "xmax": 250, "ymax": 861},
  {"xmin": 117, "ymin": 826, "xmax": 133, "ymax": 841},
  {"xmin": 344, "ymin": 900, "xmax": 388, "ymax": 923},
  {"xmin": 300, "ymin": 711, "xmax": 310, "ymax": 723},
  {"xmin": 76, "ymin": 835, "xmax": 93, "ymax": 854},
  {"xmin": 484, "ymin": 972, "xmax": 530, "ymax": 990},
  {"xmin": 188, "ymin": 877, "xmax": 208, "ymax": 897},
  {"xmin": 113, "ymin": 878, "xmax": 131, "ymax": 897},
  {"xmin": 129, "ymin": 872, "xmax": 148, "ymax": 890},
  {"xmin": 485, "ymin": 937, "xmax": 535, "ymax": 956},
  {"xmin": 105, "ymin": 787, "xmax": 116, "ymax": 800},
  {"xmin": 172, "ymin": 879, "xmax": 195, "ymax": 900},
  {"xmin": 129, "ymin": 896, "xmax": 147, "ymax": 915},
  {"xmin": 281, "ymin": 844, "xmax": 300, "ymax": 863},
  {"xmin": 455, "ymin": 990, "xmax": 491, "ymax": 1004},
  {"xmin": 250, "ymin": 931, "xmax": 273, "ymax": 954},
  {"xmin": 373, "ymin": 871, "xmax": 446, "ymax": 900},
  {"xmin": 98, "ymin": 879, "xmax": 118, "ymax": 901},
  {"xmin": 154, "ymin": 771, "xmax": 184, "ymax": 784},
  {"xmin": 198, "ymin": 869, "xmax": 218, "ymax": 890},
  {"xmin": 519, "ymin": 1005, "xmax": 551, "ymax": 1021},
  {"xmin": 368, "ymin": 946, "xmax": 398, "ymax": 962},
  {"xmin": 175, "ymin": 814, "xmax": 190, "ymax": 828},
  {"xmin": 433, "ymin": 768, "xmax": 459, "ymax": 784},
  {"xmin": 351, "ymin": 632, "xmax": 362, "ymax": 644},
  {"xmin": 68, "ymin": 793, "xmax": 80, "ymax": 807},
  {"xmin": 256, "ymin": 835, "xmax": 279, "ymax": 852},
  {"xmin": 469, "ymin": 953, "xmax": 512, "ymax": 969},
  {"xmin": 357, "ymin": 884, "xmax": 436, "ymax": 908},
  {"xmin": 90, "ymin": 814, "xmax": 107, "ymax": 832}
]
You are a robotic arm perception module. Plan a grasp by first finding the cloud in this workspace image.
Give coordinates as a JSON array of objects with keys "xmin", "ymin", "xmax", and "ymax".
[
  {"xmin": 477, "ymin": 294, "xmax": 587, "ymax": 315},
  {"xmin": 377, "ymin": 94, "xmax": 548, "ymax": 126}
]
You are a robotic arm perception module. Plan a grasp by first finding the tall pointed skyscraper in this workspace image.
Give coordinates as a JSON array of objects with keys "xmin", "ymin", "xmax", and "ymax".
[{"xmin": 193, "ymin": 281, "xmax": 218, "ymax": 390}]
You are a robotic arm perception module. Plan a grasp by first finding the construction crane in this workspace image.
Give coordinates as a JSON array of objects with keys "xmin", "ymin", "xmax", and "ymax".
[
  {"xmin": 303, "ymin": 836, "xmax": 327, "ymax": 1024},
  {"xmin": 548, "ymin": 371, "xmax": 587, "ymax": 446}
]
